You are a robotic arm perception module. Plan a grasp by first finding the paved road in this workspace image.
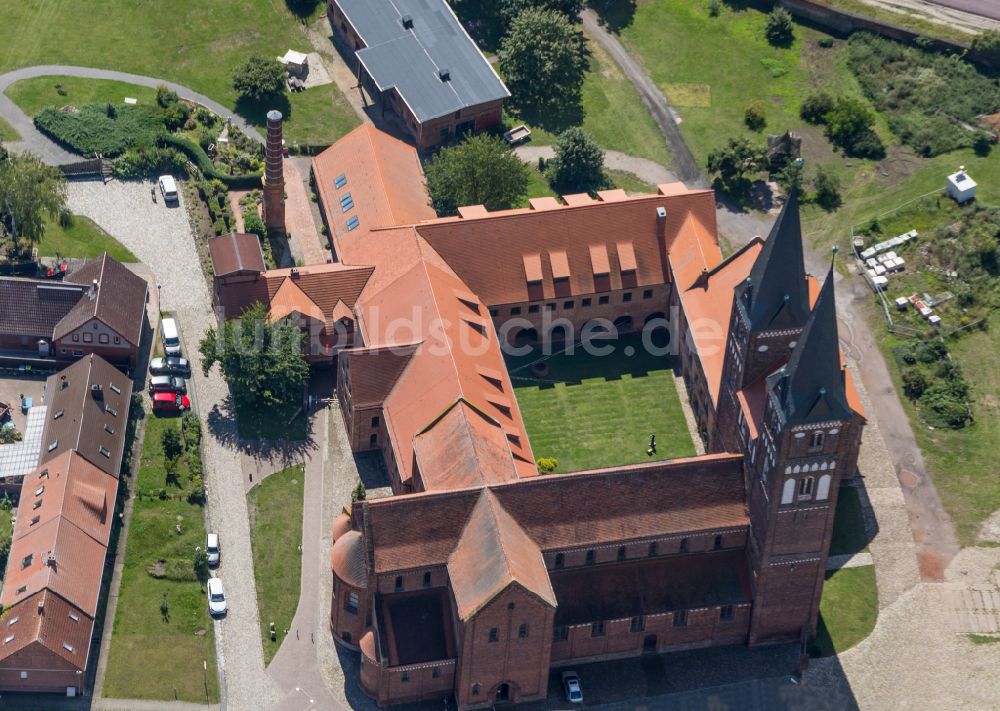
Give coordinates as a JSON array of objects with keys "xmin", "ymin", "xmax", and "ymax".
[
  {"xmin": 926, "ymin": 0, "xmax": 1000, "ymax": 20},
  {"xmin": 67, "ymin": 180, "xmax": 281, "ymax": 711},
  {"xmin": 514, "ymin": 145, "xmax": 678, "ymax": 186},
  {"xmin": 0, "ymin": 65, "xmax": 263, "ymax": 164},
  {"xmin": 580, "ymin": 10, "xmax": 704, "ymax": 188}
]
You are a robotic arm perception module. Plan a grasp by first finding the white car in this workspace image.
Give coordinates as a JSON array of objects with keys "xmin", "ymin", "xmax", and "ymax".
[
  {"xmin": 207, "ymin": 577, "xmax": 227, "ymax": 616},
  {"xmin": 206, "ymin": 533, "xmax": 220, "ymax": 567},
  {"xmin": 562, "ymin": 671, "xmax": 583, "ymax": 704}
]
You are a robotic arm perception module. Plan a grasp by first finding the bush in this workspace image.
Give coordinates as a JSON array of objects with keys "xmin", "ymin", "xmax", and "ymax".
[
  {"xmin": 112, "ymin": 145, "xmax": 186, "ymax": 179},
  {"xmin": 243, "ymin": 209, "xmax": 266, "ymax": 238},
  {"xmin": 915, "ymin": 339, "xmax": 947, "ymax": 364},
  {"xmin": 707, "ymin": 0, "xmax": 720, "ymax": 17},
  {"xmin": 156, "ymin": 85, "xmax": 179, "ymax": 108},
  {"xmin": 187, "ymin": 475, "xmax": 206, "ymax": 505},
  {"xmin": 351, "ymin": 482, "xmax": 366, "ymax": 502},
  {"xmin": 537, "ymin": 457, "xmax": 558, "ymax": 473},
  {"xmin": 161, "ymin": 134, "xmax": 262, "ymax": 189},
  {"xmin": 162, "ymin": 427, "xmax": 183, "ymax": 461},
  {"xmin": 744, "ymin": 101, "xmax": 767, "ymax": 131},
  {"xmin": 818, "ymin": 37, "xmax": 834, "ymax": 48},
  {"xmin": 764, "ymin": 7, "xmax": 794, "ymax": 46},
  {"xmin": 193, "ymin": 549, "xmax": 210, "ymax": 583},
  {"xmin": 813, "ymin": 165, "xmax": 842, "ymax": 211},
  {"xmin": 800, "ymin": 92, "xmax": 835, "ymax": 124},
  {"xmin": 182, "ymin": 411, "xmax": 201, "ymax": 450},
  {"xmin": 901, "ymin": 368, "xmax": 927, "ymax": 400},
  {"xmin": 35, "ymin": 103, "xmax": 166, "ymax": 157},
  {"xmin": 919, "ymin": 383, "xmax": 969, "ymax": 428},
  {"xmin": 971, "ymin": 29, "xmax": 1000, "ymax": 65},
  {"xmin": 824, "ymin": 97, "xmax": 884, "ymax": 158}
]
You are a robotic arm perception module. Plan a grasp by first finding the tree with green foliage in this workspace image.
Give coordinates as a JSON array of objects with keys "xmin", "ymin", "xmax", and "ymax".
[
  {"xmin": 425, "ymin": 134, "xmax": 529, "ymax": 216},
  {"xmin": 500, "ymin": 0, "xmax": 583, "ymax": 24},
  {"xmin": 199, "ymin": 302, "xmax": 309, "ymax": 413},
  {"xmin": 546, "ymin": 127, "xmax": 605, "ymax": 193},
  {"xmin": 232, "ymin": 55, "xmax": 287, "ymax": 102},
  {"xmin": 498, "ymin": 8, "xmax": 587, "ymax": 119},
  {"xmin": 536, "ymin": 457, "xmax": 558, "ymax": 473},
  {"xmin": 0, "ymin": 151, "xmax": 67, "ymax": 249},
  {"xmin": 193, "ymin": 548, "xmax": 210, "ymax": 583},
  {"xmin": 744, "ymin": 101, "xmax": 767, "ymax": 131},
  {"xmin": 971, "ymin": 29, "xmax": 1000, "ymax": 65},
  {"xmin": 764, "ymin": 7, "xmax": 794, "ymax": 46},
  {"xmin": 243, "ymin": 209, "xmax": 267, "ymax": 238},
  {"xmin": 800, "ymin": 92, "xmax": 835, "ymax": 124},
  {"xmin": 707, "ymin": 137, "xmax": 767, "ymax": 195},
  {"xmin": 162, "ymin": 427, "xmax": 183, "ymax": 461},
  {"xmin": 813, "ymin": 164, "xmax": 842, "ymax": 211},
  {"xmin": 775, "ymin": 161, "xmax": 804, "ymax": 194},
  {"xmin": 824, "ymin": 97, "xmax": 884, "ymax": 158}
]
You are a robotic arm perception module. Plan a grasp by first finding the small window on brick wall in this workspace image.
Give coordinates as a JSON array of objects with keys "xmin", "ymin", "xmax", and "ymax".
[
  {"xmin": 673, "ymin": 609, "xmax": 688, "ymax": 627},
  {"xmin": 518, "ymin": 623, "xmax": 529, "ymax": 639},
  {"xmin": 553, "ymin": 625, "xmax": 569, "ymax": 642},
  {"xmin": 488, "ymin": 627, "xmax": 498, "ymax": 643},
  {"xmin": 394, "ymin": 576, "xmax": 403, "ymax": 592},
  {"xmin": 591, "ymin": 621, "xmax": 605, "ymax": 637},
  {"xmin": 720, "ymin": 604, "xmax": 734, "ymax": 621}
]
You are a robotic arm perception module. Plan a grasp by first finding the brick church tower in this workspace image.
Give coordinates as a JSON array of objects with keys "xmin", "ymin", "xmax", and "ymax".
[
  {"xmin": 711, "ymin": 193, "xmax": 864, "ymax": 646},
  {"xmin": 263, "ymin": 109, "xmax": 286, "ymax": 236}
]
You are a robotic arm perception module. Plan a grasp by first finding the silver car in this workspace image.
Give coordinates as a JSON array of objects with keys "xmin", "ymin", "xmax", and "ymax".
[
  {"xmin": 206, "ymin": 533, "xmax": 220, "ymax": 567},
  {"xmin": 207, "ymin": 577, "xmax": 227, "ymax": 616}
]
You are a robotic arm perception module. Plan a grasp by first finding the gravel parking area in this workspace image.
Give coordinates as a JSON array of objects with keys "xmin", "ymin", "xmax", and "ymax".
[{"xmin": 67, "ymin": 179, "xmax": 281, "ymax": 709}]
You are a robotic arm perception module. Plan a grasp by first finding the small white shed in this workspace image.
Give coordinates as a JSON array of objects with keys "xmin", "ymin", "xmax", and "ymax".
[{"xmin": 946, "ymin": 166, "xmax": 977, "ymax": 203}]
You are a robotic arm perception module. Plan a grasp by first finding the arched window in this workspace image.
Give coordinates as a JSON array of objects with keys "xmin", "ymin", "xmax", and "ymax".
[
  {"xmin": 817, "ymin": 474, "xmax": 832, "ymax": 501},
  {"xmin": 781, "ymin": 478, "xmax": 796, "ymax": 504},
  {"xmin": 799, "ymin": 476, "xmax": 814, "ymax": 498}
]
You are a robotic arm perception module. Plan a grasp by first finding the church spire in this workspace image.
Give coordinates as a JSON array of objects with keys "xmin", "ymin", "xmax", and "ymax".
[
  {"xmin": 771, "ymin": 261, "xmax": 851, "ymax": 423},
  {"xmin": 736, "ymin": 188, "xmax": 810, "ymax": 331}
]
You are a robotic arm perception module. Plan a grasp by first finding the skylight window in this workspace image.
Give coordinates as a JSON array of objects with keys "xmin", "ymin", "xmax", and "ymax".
[
  {"xmin": 47, "ymin": 440, "xmax": 58, "ymax": 452},
  {"xmin": 99, "ymin": 446, "xmax": 111, "ymax": 458},
  {"xmin": 110, "ymin": 383, "xmax": 121, "ymax": 394},
  {"xmin": 7, "ymin": 617, "xmax": 18, "ymax": 627},
  {"xmin": 106, "ymin": 405, "xmax": 117, "ymax": 417},
  {"xmin": 3, "ymin": 635, "xmax": 13, "ymax": 644},
  {"xmin": 346, "ymin": 215, "xmax": 360, "ymax": 232},
  {"xmin": 34, "ymin": 486, "xmax": 44, "ymax": 497},
  {"xmin": 340, "ymin": 193, "xmax": 354, "ymax": 212},
  {"xmin": 334, "ymin": 173, "xmax": 347, "ymax": 189},
  {"xmin": 68, "ymin": 612, "xmax": 79, "ymax": 622},
  {"xmin": 63, "ymin": 642, "xmax": 74, "ymax": 653}
]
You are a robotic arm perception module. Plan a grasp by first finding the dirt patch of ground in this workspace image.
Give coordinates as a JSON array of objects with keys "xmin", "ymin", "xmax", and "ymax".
[{"xmin": 874, "ymin": 144, "xmax": 925, "ymax": 190}]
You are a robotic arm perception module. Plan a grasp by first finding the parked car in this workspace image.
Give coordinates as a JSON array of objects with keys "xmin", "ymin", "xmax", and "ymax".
[
  {"xmin": 207, "ymin": 577, "xmax": 227, "ymax": 616},
  {"xmin": 206, "ymin": 532, "xmax": 220, "ymax": 567},
  {"xmin": 148, "ymin": 375, "xmax": 186, "ymax": 395},
  {"xmin": 161, "ymin": 317, "xmax": 182, "ymax": 356},
  {"xmin": 562, "ymin": 671, "xmax": 583, "ymax": 704},
  {"xmin": 158, "ymin": 175, "xmax": 179, "ymax": 203},
  {"xmin": 151, "ymin": 391, "xmax": 190, "ymax": 414},
  {"xmin": 150, "ymin": 356, "xmax": 191, "ymax": 377}
]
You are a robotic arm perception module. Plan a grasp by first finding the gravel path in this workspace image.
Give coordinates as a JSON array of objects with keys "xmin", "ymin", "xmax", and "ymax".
[
  {"xmin": 514, "ymin": 145, "xmax": 678, "ymax": 187},
  {"xmin": 67, "ymin": 179, "xmax": 280, "ymax": 710},
  {"xmin": 0, "ymin": 65, "xmax": 263, "ymax": 164}
]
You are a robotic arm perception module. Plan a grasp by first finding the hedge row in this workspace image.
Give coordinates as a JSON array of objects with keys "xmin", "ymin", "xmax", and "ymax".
[
  {"xmin": 34, "ymin": 103, "xmax": 165, "ymax": 157},
  {"xmin": 160, "ymin": 134, "xmax": 262, "ymax": 189}
]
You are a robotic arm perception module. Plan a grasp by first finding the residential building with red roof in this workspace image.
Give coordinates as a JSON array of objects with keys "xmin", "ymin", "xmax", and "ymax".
[
  {"xmin": 0, "ymin": 354, "xmax": 132, "ymax": 695},
  {"xmin": 299, "ymin": 127, "xmax": 868, "ymax": 709}
]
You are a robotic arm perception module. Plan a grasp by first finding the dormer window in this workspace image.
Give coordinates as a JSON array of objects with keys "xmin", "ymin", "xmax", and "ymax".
[{"xmin": 809, "ymin": 431, "xmax": 825, "ymax": 449}]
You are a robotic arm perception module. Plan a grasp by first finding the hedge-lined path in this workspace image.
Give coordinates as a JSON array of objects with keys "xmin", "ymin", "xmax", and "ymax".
[{"xmin": 0, "ymin": 65, "xmax": 263, "ymax": 165}]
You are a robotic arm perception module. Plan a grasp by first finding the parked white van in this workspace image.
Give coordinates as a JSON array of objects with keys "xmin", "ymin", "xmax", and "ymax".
[
  {"xmin": 161, "ymin": 317, "xmax": 181, "ymax": 356},
  {"xmin": 158, "ymin": 175, "xmax": 179, "ymax": 203}
]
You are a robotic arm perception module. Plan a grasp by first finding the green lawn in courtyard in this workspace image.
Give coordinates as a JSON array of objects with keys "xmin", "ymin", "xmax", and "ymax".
[
  {"xmin": 235, "ymin": 399, "xmax": 308, "ymax": 442},
  {"xmin": 0, "ymin": 3, "xmax": 358, "ymax": 145},
  {"xmin": 811, "ymin": 564, "xmax": 878, "ymax": 657},
  {"xmin": 5, "ymin": 77, "xmax": 158, "ymax": 117},
  {"xmin": 248, "ymin": 464, "xmax": 305, "ymax": 665},
  {"xmin": 40, "ymin": 213, "xmax": 137, "ymax": 262},
  {"xmin": 508, "ymin": 333, "xmax": 695, "ymax": 473},
  {"xmin": 829, "ymin": 486, "xmax": 870, "ymax": 557},
  {"xmin": 103, "ymin": 414, "xmax": 218, "ymax": 703}
]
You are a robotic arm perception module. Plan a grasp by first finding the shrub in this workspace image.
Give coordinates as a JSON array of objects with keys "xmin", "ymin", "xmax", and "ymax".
[
  {"xmin": 156, "ymin": 84, "xmax": 179, "ymax": 108},
  {"xmin": 112, "ymin": 145, "xmax": 186, "ymax": 179},
  {"xmin": 800, "ymin": 92, "xmax": 835, "ymax": 124},
  {"xmin": 973, "ymin": 131, "xmax": 993, "ymax": 157},
  {"xmin": 193, "ymin": 549, "xmax": 210, "ymax": 583},
  {"xmin": 58, "ymin": 208, "xmax": 73, "ymax": 228},
  {"xmin": 824, "ymin": 97, "xmax": 884, "ymax": 158},
  {"xmin": 707, "ymin": 0, "xmax": 720, "ymax": 17},
  {"xmin": 813, "ymin": 165, "xmax": 842, "ymax": 211},
  {"xmin": 351, "ymin": 482, "xmax": 366, "ymax": 502},
  {"xmin": 744, "ymin": 101, "xmax": 767, "ymax": 131},
  {"xmin": 182, "ymin": 411, "xmax": 201, "ymax": 450},
  {"xmin": 764, "ymin": 7, "xmax": 794, "ymax": 46},
  {"xmin": 919, "ymin": 383, "xmax": 969, "ymax": 428},
  {"xmin": 901, "ymin": 368, "xmax": 927, "ymax": 400},
  {"xmin": 161, "ymin": 134, "xmax": 262, "ymax": 189},
  {"xmin": 162, "ymin": 427, "xmax": 183, "ymax": 461},
  {"xmin": 915, "ymin": 339, "xmax": 947, "ymax": 364},
  {"xmin": 35, "ymin": 103, "xmax": 166, "ymax": 157},
  {"xmin": 818, "ymin": 37, "xmax": 834, "ymax": 48},
  {"xmin": 187, "ymin": 475, "xmax": 206, "ymax": 505},
  {"xmin": 537, "ymin": 457, "xmax": 558, "ymax": 473},
  {"xmin": 243, "ymin": 209, "xmax": 266, "ymax": 238},
  {"xmin": 971, "ymin": 29, "xmax": 1000, "ymax": 65}
]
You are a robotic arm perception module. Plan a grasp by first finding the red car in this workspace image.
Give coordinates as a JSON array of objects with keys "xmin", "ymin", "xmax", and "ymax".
[{"xmin": 151, "ymin": 391, "xmax": 191, "ymax": 414}]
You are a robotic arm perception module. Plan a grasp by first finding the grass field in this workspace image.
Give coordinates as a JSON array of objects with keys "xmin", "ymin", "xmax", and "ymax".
[
  {"xmin": 811, "ymin": 564, "xmax": 878, "ymax": 657},
  {"xmin": 103, "ymin": 414, "xmax": 218, "ymax": 703},
  {"xmin": 5, "ymin": 77, "xmax": 158, "ymax": 116},
  {"xmin": 0, "ymin": 3, "xmax": 358, "ymax": 145},
  {"xmin": 508, "ymin": 333, "xmax": 695, "ymax": 473},
  {"xmin": 0, "ymin": 114, "xmax": 17, "ymax": 142},
  {"xmin": 248, "ymin": 464, "xmax": 305, "ymax": 665},
  {"xmin": 41, "ymin": 213, "xmax": 137, "ymax": 262}
]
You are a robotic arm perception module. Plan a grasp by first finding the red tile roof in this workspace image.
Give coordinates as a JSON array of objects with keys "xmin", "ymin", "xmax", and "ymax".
[
  {"xmin": 0, "ymin": 589, "xmax": 92, "ymax": 672},
  {"xmin": 361, "ymin": 453, "xmax": 747, "ymax": 575},
  {"xmin": 341, "ymin": 343, "xmax": 419, "ymax": 408},
  {"xmin": 313, "ymin": 124, "xmax": 435, "ymax": 256},
  {"xmin": 447, "ymin": 490, "xmax": 556, "ymax": 620},
  {"xmin": 413, "ymin": 400, "xmax": 519, "ymax": 491},
  {"xmin": 208, "ymin": 233, "xmax": 266, "ymax": 277},
  {"xmin": 414, "ymin": 187, "xmax": 717, "ymax": 306},
  {"xmin": 59, "ymin": 253, "xmax": 148, "ymax": 347}
]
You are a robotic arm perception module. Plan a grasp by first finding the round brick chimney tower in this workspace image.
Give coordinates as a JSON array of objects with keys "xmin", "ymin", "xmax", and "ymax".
[{"xmin": 263, "ymin": 109, "xmax": 286, "ymax": 236}]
